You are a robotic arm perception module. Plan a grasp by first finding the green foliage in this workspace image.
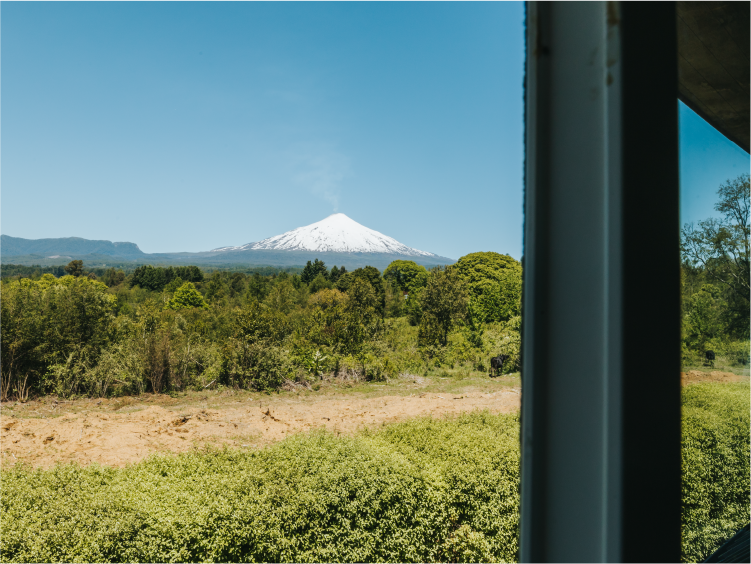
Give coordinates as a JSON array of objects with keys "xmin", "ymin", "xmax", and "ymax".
[
  {"xmin": 346, "ymin": 277, "xmax": 378, "ymax": 323},
  {"xmin": 309, "ymin": 273, "xmax": 333, "ymax": 294},
  {"xmin": 328, "ymin": 265, "xmax": 346, "ymax": 284},
  {"xmin": 301, "ymin": 259, "xmax": 329, "ymax": 284},
  {"xmin": 296, "ymin": 349, "xmax": 330, "ymax": 379},
  {"xmin": 483, "ymin": 317, "xmax": 522, "ymax": 371},
  {"xmin": 245, "ymin": 273, "xmax": 270, "ymax": 302},
  {"xmin": 235, "ymin": 301, "xmax": 290, "ymax": 344},
  {"xmin": 221, "ymin": 341, "xmax": 290, "ymax": 391},
  {"xmin": 1, "ymin": 276, "xmax": 116, "ymax": 400},
  {"xmin": 204, "ymin": 271, "xmax": 245, "ymax": 304},
  {"xmin": 682, "ymin": 284, "xmax": 724, "ymax": 350},
  {"xmin": 301, "ymin": 288, "xmax": 369, "ymax": 355},
  {"xmin": 337, "ymin": 266, "xmax": 385, "ymax": 317},
  {"xmin": 453, "ymin": 252, "xmax": 522, "ymax": 323},
  {"xmin": 464, "ymin": 298, "xmax": 486, "ymax": 349},
  {"xmin": 383, "ymin": 260, "xmax": 428, "ymax": 294},
  {"xmin": 0, "ymin": 411, "xmax": 520, "ymax": 563},
  {"xmin": 682, "ymin": 174, "xmax": 750, "ymax": 339},
  {"xmin": 681, "ymin": 176, "xmax": 751, "ymax": 367},
  {"xmin": 163, "ymin": 276, "xmax": 184, "ymax": 295},
  {"xmin": 264, "ymin": 279, "xmax": 298, "ymax": 314},
  {"xmin": 1, "ymin": 264, "xmax": 67, "ymax": 280},
  {"xmin": 681, "ymin": 382, "xmax": 750, "ymax": 563},
  {"xmin": 102, "ymin": 267, "xmax": 126, "ymax": 287},
  {"xmin": 131, "ymin": 265, "xmax": 204, "ymax": 293},
  {"xmin": 165, "ymin": 282, "xmax": 209, "ymax": 311},
  {"xmin": 418, "ymin": 267, "xmax": 468, "ymax": 348},
  {"xmin": 130, "ymin": 265, "xmax": 166, "ymax": 291},
  {"xmin": 1, "ymin": 372, "xmax": 745, "ymax": 563},
  {"xmin": 0, "ymin": 254, "xmax": 520, "ymax": 399},
  {"xmin": 64, "ymin": 260, "xmax": 84, "ymax": 277},
  {"xmin": 384, "ymin": 278, "xmax": 406, "ymax": 318}
]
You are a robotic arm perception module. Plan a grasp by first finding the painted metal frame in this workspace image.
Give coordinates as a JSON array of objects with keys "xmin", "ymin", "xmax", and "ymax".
[{"xmin": 521, "ymin": 3, "xmax": 681, "ymax": 561}]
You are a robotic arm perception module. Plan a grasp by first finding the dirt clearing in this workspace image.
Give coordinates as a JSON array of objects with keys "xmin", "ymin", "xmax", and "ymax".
[
  {"xmin": 681, "ymin": 370, "xmax": 744, "ymax": 386},
  {"xmin": 1, "ymin": 377, "xmax": 520, "ymax": 469}
]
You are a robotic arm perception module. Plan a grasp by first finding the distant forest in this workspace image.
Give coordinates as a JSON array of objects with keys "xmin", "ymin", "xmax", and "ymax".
[{"xmin": 1, "ymin": 263, "xmax": 303, "ymax": 281}]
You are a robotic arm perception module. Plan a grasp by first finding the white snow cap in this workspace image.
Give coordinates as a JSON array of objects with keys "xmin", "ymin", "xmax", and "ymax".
[{"xmin": 214, "ymin": 213, "xmax": 438, "ymax": 257}]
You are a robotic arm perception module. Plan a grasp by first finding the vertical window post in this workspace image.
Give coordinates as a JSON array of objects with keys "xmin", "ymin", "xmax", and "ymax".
[{"xmin": 521, "ymin": 3, "xmax": 681, "ymax": 561}]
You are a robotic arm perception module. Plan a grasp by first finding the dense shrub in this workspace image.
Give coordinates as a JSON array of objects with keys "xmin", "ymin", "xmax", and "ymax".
[
  {"xmin": 681, "ymin": 381, "xmax": 750, "ymax": 563},
  {"xmin": 0, "ymin": 412, "xmax": 520, "ymax": 563},
  {"xmin": 453, "ymin": 252, "xmax": 522, "ymax": 323}
]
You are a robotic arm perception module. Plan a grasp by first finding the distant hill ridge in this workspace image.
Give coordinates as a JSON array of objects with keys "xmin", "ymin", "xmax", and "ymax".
[{"xmin": 2, "ymin": 235, "xmax": 145, "ymax": 258}]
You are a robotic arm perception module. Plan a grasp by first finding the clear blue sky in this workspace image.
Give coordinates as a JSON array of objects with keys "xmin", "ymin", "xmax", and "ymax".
[
  {"xmin": 2, "ymin": 1, "xmax": 525, "ymax": 259},
  {"xmin": 679, "ymin": 103, "xmax": 750, "ymax": 227},
  {"xmin": 2, "ymin": 3, "xmax": 747, "ymax": 259}
]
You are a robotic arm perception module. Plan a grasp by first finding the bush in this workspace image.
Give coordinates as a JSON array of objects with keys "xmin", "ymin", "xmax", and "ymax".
[
  {"xmin": 165, "ymin": 282, "xmax": 209, "ymax": 311},
  {"xmin": 221, "ymin": 340, "xmax": 291, "ymax": 391},
  {"xmin": 1, "ymin": 412, "xmax": 520, "ymax": 563},
  {"xmin": 681, "ymin": 381, "xmax": 750, "ymax": 563},
  {"xmin": 453, "ymin": 252, "xmax": 522, "ymax": 323}
]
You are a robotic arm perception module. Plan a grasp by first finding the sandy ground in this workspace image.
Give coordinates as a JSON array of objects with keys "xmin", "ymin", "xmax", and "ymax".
[
  {"xmin": 680, "ymin": 370, "xmax": 744, "ymax": 386},
  {"xmin": 0, "ymin": 389, "xmax": 520, "ymax": 469}
]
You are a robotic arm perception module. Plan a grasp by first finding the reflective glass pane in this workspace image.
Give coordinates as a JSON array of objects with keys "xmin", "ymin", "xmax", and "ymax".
[{"xmin": 679, "ymin": 101, "xmax": 750, "ymax": 562}]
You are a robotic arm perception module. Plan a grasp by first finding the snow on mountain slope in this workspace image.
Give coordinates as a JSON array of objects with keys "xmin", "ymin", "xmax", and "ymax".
[{"xmin": 211, "ymin": 213, "xmax": 439, "ymax": 257}]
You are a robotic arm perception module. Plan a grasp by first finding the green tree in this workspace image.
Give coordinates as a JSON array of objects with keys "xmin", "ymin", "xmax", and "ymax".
[
  {"xmin": 682, "ymin": 174, "xmax": 750, "ymax": 337},
  {"xmin": 384, "ymin": 260, "xmax": 428, "ymax": 320},
  {"xmin": 1, "ymin": 282, "xmax": 45, "ymax": 400},
  {"xmin": 246, "ymin": 273, "xmax": 270, "ymax": 302},
  {"xmin": 162, "ymin": 265, "xmax": 203, "ymax": 284},
  {"xmin": 683, "ymin": 284, "xmax": 724, "ymax": 350},
  {"xmin": 102, "ymin": 268, "xmax": 126, "ymax": 287},
  {"xmin": 309, "ymin": 273, "xmax": 333, "ymax": 294},
  {"xmin": 235, "ymin": 301, "xmax": 289, "ymax": 344},
  {"xmin": 131, "ymin": 265, "xmax": 167, "ymax": 291},
  {"xmin": 341, "ymin": 277, "xmax": 380, "ymax": 351},
  {"xmin": 453, "ymin": 252, "xmax": 522, "ymax": 323},
  {"xmin": 383, "ymin": 260, "xmax": 428, "ymax": 295},
  {"xmin": 264, "ymin": 279, "xmax": 297, "ymax": 314},
  {"xmin": 64, "ymin": 260, "xmax": 84, "ymax": 277},
  {"xmin": 329, "ymin": 265, "xmax": 346, "ymax": 284},
  {"xmin": 41, "ymin": 278, "xmax": 117, "ymax": 396},
  {"xmin": 464, "ymin": 297, "xmax": 486, "ymax": 349},
  {"xmin": 346, "ymin": 277, "xmax": 379, "ymax": 324},
  {"xmin": 418, "ymin": 267, "xmax": 468, "ymax": 347},
  {"xmin": 165, "ymin": 282, "xmax": 209, "ymax": 310},
  {"xmin": 337, "ymin": 266, "xmax": 385, "ymax": 317},
  {"xmin": 163, "ymin": 277, "xmax": 184, "ymax": 295},
  {"xmin": 301, "ymin": 259, "xmax": 328, "ymax": 284}
]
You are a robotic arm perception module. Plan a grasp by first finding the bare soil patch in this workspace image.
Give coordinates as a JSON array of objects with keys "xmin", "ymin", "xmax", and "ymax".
[
  {"xmin": 681, "ymin": 370, "xmax": 744, "ymax": 386},
  {"xmin": 1, "ymin": 376, "xmax": 520, "ymax": 469}
]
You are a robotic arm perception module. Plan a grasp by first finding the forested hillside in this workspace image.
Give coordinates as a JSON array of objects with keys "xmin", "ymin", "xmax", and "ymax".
[{"xmin": 1, "ymin": 253, "xmax": 522, "ymax": 401}]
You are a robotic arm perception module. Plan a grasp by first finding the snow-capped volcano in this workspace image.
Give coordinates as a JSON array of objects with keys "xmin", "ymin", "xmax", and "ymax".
[{"xmin": 212, "ymin": 213, "xmax": 439, "ymax": 257}]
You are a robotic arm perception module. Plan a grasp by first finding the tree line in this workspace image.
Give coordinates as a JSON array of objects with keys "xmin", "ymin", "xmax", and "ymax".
[
  {"xmin": 1, "ymin": 251, "xmax": 522, "ymax": 401},
  {"xmin": 681, "ymin": 174, "xmax": 750, "ymax": 367}
]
